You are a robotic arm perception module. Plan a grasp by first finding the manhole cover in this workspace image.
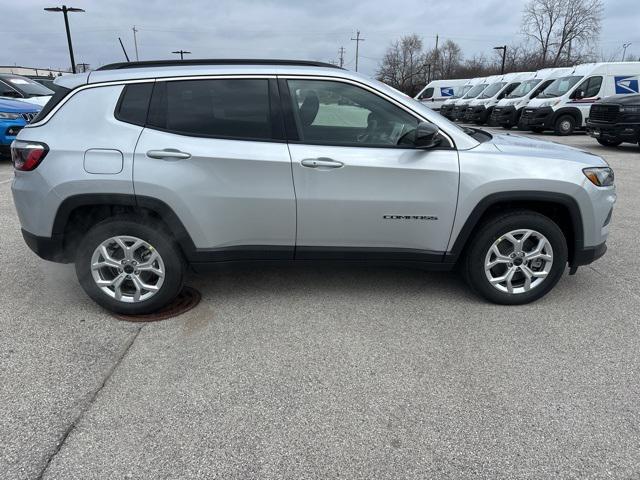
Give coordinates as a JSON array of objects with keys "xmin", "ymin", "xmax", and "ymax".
[{"xmin": 114, "ymin": 286, "xmax": 201, "ymax": 322}]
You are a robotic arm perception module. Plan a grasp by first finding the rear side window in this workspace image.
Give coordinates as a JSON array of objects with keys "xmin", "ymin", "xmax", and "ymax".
[
  {"xmin": 147, "ymin": 78, "xmax": 274, "ymax": 140},
  {"xmin": 115, "ymin": 83, "xmax": 153, "ymax": 126}
]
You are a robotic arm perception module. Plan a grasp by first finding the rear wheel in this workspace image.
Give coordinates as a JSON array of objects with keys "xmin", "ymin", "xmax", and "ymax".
[
  {"xmin": 597, "ymin": 138, "xmax": 622, "ymax": 147},
  {"xmin": 75, "ymin": 216, "xmax": 185, "ymax": 315},
  {"xmin": 464, "ymin": 211, "xmax": 568, "ymax": 305},
  {"xmin": 554, "ymin": 115, "xmax": 576, "ymax": 136}
]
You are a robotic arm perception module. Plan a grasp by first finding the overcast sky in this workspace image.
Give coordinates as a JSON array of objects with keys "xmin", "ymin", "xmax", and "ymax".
[{"xmin": 2, "ymin": 0, "xmax": 638, "ymax": 76}]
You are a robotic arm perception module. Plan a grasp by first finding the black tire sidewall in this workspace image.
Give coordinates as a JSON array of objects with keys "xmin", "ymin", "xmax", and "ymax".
[
  {"xmin": 75, "ymin": 218, "xmax": 185, "ymax": 315},
  {"xmin": 555, "ymin": 115, "xmax": 575, "ymax": 136},
  {"xmin": 465, "ymin": 212, "xmax": 568, "ymax": 305}
]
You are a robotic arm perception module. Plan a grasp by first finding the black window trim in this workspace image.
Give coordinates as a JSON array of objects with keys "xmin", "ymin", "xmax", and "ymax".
[
  {"xmin": 277, "ymin": 75, "xmax": 456, "ymax": 151},
  {"xmin": 142, "ymin": 76, "xmax": 286, "ymax": 143}
]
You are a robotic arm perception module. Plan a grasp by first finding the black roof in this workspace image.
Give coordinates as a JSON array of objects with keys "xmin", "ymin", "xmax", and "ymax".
[{"xmin": 97, "ymin": 59, "xmax": 341, "ymax": 71}]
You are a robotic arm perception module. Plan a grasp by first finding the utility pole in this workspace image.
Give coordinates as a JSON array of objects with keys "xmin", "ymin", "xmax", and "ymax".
[
  {"xmin": 132, "ymin": 26, "xmax": 139, "ymax": 61},
  {"xmin": 426, "ymin": 63, "xmax": 432, "ymax": 84},
  {"xmin": 494, "ymin": 45, "xmax": 507, "ymax": 74},
  {"xmin": 44, "ymin": 5, "xmax": 85, "ymax": 74},
  {"xmin": 350, "ymin": 30, "xmax": 365, "ymax": 72},
  {"xmin": 172, "ymin": 50, "xmax": 191, "ymax": 60},
  {"xmin": 77, "ymin": 62, "xmax": 90, "ymax": 73},
  {"xmin": 622, "ymin": 43, "xmax": 632, "ymax": 61},
  {"xmin": 339, "ymin": 46, "xmax": 345, "ymax": 68}
]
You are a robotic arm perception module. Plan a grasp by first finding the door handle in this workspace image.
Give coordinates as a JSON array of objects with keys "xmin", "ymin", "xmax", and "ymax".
[
  {"xmin": 300, "ymin": 158, "xmax": 344, "ymax": 169},
  {"xmin": 146, "ymin": 148, "xmax": 192, "ymax": 160}
]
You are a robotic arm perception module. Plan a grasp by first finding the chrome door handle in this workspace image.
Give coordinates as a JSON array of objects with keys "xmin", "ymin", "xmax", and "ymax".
[
  {"xmin": 300, "ymin": 158, "xmax": 344, "ymax": 169},
  {"xmin": 146, "ymin": 148, "xmax": 191, "ymax": 160}
]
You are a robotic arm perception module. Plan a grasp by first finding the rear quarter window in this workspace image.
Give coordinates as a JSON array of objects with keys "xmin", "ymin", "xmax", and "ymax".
[
  {"xmin": 32, "ymin": 86, "xmax": 71, "ymax": 123},
  {"xmin": 115, "ymin": 83, "xmax": 154, "ymax": 126}
]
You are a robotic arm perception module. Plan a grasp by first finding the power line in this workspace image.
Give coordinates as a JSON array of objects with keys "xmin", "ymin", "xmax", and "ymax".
[{"xmin": 350, "ymin": 30, "xmax": 365, "ymax": 72}]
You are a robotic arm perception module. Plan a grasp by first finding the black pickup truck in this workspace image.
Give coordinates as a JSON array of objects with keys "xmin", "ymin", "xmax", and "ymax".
[{"xmin": 586, "ymin": 94, "xmax": 640, "ymax": 147}]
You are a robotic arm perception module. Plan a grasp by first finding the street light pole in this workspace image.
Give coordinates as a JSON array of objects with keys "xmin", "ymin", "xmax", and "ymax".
[
  {"xmin": 44, "ymin": 5, "xmax": 85, "ymax": 74},
  {"xmin": 172, "ymin": 50, "xmax": 191, "ymax": 60},
  {"xmin": 493, "ymin": 45, "xmax": 507, "ymax": 75},
  {"xmin": 622, "ymin": 43, "xmax": 632, "ymax": 62}
]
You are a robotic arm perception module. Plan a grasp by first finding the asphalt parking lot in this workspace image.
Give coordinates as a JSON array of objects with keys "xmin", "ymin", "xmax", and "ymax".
[{"xmin": 1, "ymin": 129, "xmax": 639, "ymax": 479}]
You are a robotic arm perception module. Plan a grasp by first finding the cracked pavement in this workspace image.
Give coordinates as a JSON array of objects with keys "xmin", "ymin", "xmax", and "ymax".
[{"xmin": 1, "ymin": 130, "xmax": 639, "ymax": 479}]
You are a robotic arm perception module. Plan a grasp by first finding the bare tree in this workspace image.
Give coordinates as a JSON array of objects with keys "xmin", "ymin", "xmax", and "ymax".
[
  {"xmin": 376, "ymin": 34, "xmax": 427, "ymax": 96},
  {"xmin": 522, "ymin": 0, "xmax": 603, "ymax": 67},
  {"xmin": 431, "ymin": 39, "xmax": 463, "ymax": 80}
]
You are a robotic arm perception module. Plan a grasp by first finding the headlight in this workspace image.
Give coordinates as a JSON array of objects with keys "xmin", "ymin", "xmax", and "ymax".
[
  {"xmin": 0, "ymin": 112, "xmax": 22, "ymax": 119},
  {"xmin": 583, "ymin": 167, "xmax": 614, "ymax": 187},
  {"xmin": 620, "ymin": 105, "xmax": 640, "ymax": 114}
]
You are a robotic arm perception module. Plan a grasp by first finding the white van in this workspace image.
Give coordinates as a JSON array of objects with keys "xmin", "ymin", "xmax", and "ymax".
[
  {"xmin": 452, "ymin": 76, "xmax": 494, "ymax": 121},
  {"xmin": 521, "ymin": 62, "xmax": 640, "ymax": 135},
  {"xmin": 464, "ymin": 72, "xmax": 535, "ymax": 125},
  {"xmin": 415, "ymin": 79, "xmax": 469, "ymax": 111},
  {"xmin": 439, "ymin": 78, "xmax": 481, "ymax": 119},
  {"xmin": 491, "ymin": 67, "xmax": 572, "ymax": 129}
]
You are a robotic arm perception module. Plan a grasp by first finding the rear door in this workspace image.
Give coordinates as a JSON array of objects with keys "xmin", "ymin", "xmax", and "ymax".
[
  {"xmin": 280, "ymin": 77, "xmax": 459, "ymax": 261},
  {"xmin": 133, "ymin": 77, "xmax": 296, "ymax": 259}
]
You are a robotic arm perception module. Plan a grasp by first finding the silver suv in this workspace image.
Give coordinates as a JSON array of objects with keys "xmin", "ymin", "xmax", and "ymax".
[{"xmin": 11, "ymin": 60, "xmax": 616, "ymax": 314}]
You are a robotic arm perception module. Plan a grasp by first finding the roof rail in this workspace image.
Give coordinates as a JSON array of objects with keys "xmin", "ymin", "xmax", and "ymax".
[{"xmin": 97, "ymin": 59, "xmax": 342, "ymax": 71}]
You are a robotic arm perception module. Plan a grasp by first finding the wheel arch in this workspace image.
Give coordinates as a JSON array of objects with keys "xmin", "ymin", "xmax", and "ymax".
[
  {"xmin": 447, "ymin": 191, "xmax": 584, "ymax": 266},
  {"xmin": 52, "ymin": 194, "xmax": 197, "ymax": 262},
  {"xmin": 551, "ymin": 107, "xmax": 583, "ymax": 126}
]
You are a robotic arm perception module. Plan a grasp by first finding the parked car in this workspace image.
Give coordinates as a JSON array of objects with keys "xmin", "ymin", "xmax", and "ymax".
[
  {"xmin": 520, "ymin": 62, "xmax": 640, "ymax": 135},
  {"xmin": 464, "ymin": 72, "xmax": 535, "ymax": 125},
  {"xmin": 452, "ymin": 77, "xmax": 492, "ymax": 121},
  {"xmin": 12, "ymin": 59, "xmax": 615, "ymax": 314},
  {"xmin": 415, "ymin": 79, "xmax": 469, "ymax": 111},
  {"xmin": 491, "ymin": 68, "xmax": 571, "ymax": 129},
  {"xmin": 0, "ymin": 74, "xmax": 53, "ymax": 107},
  {"xmin": 440, "ymin": 78, "xmax": 481, "ymax": 120},
  {"xmin": 0, "ymin": 97, "xmax": 40, "ymax": 158},
  {"xmin": 29, "ymin": 76, "xmax": 65, "ymax": 93},
  {"xmin": 586, "ymin": 94, "xmax": 640, "ymax": 147}
]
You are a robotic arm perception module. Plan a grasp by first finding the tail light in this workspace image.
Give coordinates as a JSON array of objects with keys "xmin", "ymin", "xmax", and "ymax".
[{"xmin": 11, "ymin": 140, "xmax": 49, "ymax": 171}]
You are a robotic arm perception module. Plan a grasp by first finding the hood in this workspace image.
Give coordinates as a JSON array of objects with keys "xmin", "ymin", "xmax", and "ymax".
[
  {"xmin": 18, "ymin": 95, "xmax": 51, "ymax": 107},
  {"xmin": 0, "ymin": 97, "xmax": 41, "ymax": 113},
  {"xmin": 485, "ymin": 132, "xmax": 608, "ymax": 167},
  {"xmin": 597, "ymin": 94, "xmax": 640, "ymax": 106}
]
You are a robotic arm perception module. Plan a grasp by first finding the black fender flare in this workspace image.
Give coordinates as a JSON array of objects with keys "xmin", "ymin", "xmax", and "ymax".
[
  {"xmin": 551, "ymin": 106, "xmax": 583, "ymax": 127},
  {"xmin": 446, "ymin": 191, "xmax": 584, "ymax": 264}
]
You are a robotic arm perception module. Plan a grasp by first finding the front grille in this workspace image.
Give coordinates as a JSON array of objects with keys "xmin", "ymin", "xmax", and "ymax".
[
  {"xmin": 21, "ymin": 112, "xmax": 38, "ymax": 123},
  {"xmin": 589, "ymin": 104, "xmax": 619, "ymax": 124},
  {"xmin": 522, "ymin": 108, "xmax": 536, "ymax": 117}
]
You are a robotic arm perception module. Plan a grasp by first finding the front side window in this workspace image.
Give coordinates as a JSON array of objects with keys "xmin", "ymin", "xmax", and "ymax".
[
  {"xmin": 418, "ymin": 87, "xmax": 434, "ymax": 100},
  {"xmin": 148, "ymin": 78, "xmax": 273, "ymax": 140},
  {"xmin": 287, "ymin": 79, "xmax": 419, "ymax": 147},
  {"xmin": 575, "ymin": 76, "xmax": 603, "ymax": 98}
]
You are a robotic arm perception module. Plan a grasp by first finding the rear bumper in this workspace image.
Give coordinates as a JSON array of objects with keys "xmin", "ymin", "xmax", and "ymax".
[
  {"xmin": 21, "ymin": 229, "xmax": 70, "ymax": 263},
  {"xmin": 586, "ymin": 120, "xmax": 640, "ymax": 143}
]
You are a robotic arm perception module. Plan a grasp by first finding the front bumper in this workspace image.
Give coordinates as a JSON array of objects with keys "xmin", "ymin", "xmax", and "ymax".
[
  {"xmin": 440, "ymin": 105, "xmax": 453, "ymax": 119},
  {"xmin": 519, "ymin": 106, "xmax": 554, "ymax": 129},
  {"xmin": 465, "ymin": 105, "xmax": 490, "ymax": 124},
  {"xmin": 452, "ymin": 105, "xmax": 468, "ymax": 121},
  {"xmin": 1, "ymin": 118, "xmax": 27, "ymax": 149},
  {"xmin": 586, "ymin": 120, "xmax": 640, "ymax": 144},
  {"xmin": 491, "ymin": 106, "xmax": 520, "ymax": 127}
]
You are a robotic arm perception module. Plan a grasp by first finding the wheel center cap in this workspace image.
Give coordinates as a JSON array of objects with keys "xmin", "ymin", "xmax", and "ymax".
[
  {"xmin": 513, "ymin": 257, "xmax": 524, "ymax": 266},
  {"xmin": 123, "ymin": 265, "xmax": 135, "ymax": 274}
]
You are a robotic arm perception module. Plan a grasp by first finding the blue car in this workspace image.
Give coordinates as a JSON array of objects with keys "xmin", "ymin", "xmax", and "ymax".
[{"xmin": 0, "ymin": 97, "xmax": 41, "ymax": 157}]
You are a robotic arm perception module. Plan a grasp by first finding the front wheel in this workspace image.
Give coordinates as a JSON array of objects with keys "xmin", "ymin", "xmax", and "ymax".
[
  {"xmin": 464, "ymin": 211, "xmax": 568, "ymax": 305},
  {"xmin": 75, "ymin": 216, "xmax": 185, "ymax": 315},
  {"xmin": 554, "ymin": 115, "xmax": 576, "ymax": 136}
]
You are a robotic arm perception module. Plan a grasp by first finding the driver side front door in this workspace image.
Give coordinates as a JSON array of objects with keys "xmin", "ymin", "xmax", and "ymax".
[{"xmin": 281, "ymin": 78, "xmax": 460, "ymax": 260}]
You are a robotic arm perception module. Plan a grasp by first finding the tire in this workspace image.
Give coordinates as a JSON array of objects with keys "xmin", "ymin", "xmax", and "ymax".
[
  {"xmin": 502, "ymin": 125, "xmax": 513, "ymax": 130},
  {"xmin": 529, "ymin": 127, "xmax": 545, "ymax": 133},
  {"xmin": 554, "ymin": 115, "xmax": 576, "ymax": 136},
  {"xmin": 75, "ymin": 216, "xmax": 185, "ymax": 315},
  {"xmin": 463, "ymin": 211, "xmax": 568, "ymax": 305},
  {"xmin": 597, "ymin": 138, "xmax": 622, "ymax": 147}
]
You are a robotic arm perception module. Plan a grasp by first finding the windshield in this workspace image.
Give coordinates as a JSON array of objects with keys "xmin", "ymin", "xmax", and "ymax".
[
  {"xmin": 479, "ymin": 82, "xmax": 506, "ymax": 99},
  {"xmin": 507, "ymin": 79, "xmax": 540, "ymax": 98},
  {"xmin": 1, "ymin": 76, "xmax": 54, "ymax": 96},
  {"xmin": 452, "ymin": 85, "xmax": 472, "ymax": 99},
  {"xmin": 538, "ymin": 76, "xmax": 582, "ymax": 98},
  {"xmin": 463, "ymin": 83, "xmax": 488, "ymax": 99}
]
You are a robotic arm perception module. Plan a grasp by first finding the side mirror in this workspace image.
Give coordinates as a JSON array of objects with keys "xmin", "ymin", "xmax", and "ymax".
[
  {"xmin": 414, "ymin": 122, "xmax": 441, "ymax": 148},
  {"xmin": 574, "ymin": 89, "xmax": 585, "ymax": 100}
]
